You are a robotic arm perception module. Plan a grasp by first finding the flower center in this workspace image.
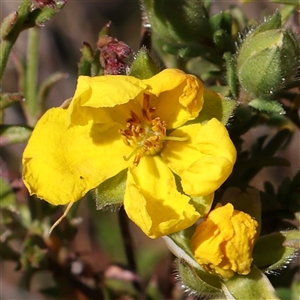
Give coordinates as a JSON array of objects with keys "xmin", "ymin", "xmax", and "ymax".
[{"xmin": 120, "ymin": 94, "xmax": 167, "ymax": 166}]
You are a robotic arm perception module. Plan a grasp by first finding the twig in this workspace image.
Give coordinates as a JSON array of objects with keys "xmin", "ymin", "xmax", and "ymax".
[{"xmin": 118, "ymin": 207, "xmax": 144, "ymax": 296}]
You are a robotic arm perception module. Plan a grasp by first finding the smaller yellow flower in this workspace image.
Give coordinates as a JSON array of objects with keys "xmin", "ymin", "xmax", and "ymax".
[{"xmin": 191, "ymin": 203, "xmax": 258, "ymax": 279}]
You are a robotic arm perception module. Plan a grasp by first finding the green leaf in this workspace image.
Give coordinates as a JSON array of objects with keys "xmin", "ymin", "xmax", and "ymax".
[
  {"xmin": 223, "ymin": 266, "xmax": 279, "ymax": 299},
  {"xmin": 93, "ymin": 169, "xmax": 127, "ymax": 210},
  {"xmin": 0, "ymin": 125, "xmax": 32, "ymax": 145},
  {"xmin": 252, "ymin": 230, "xmax": 300, "ymax": 271},
  {"xmin": 0, "ymin": 93, "xmax": 24, "ymax": 110}
]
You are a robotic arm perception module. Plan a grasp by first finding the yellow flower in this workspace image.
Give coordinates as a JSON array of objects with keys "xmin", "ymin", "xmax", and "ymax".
[
  {"xmin": 22, "ymin": 69, "xmax": 236, "ymax": 238},
  {"xmin": 191, "ymin": 203, "xmax": 258, "ymax": 279}
]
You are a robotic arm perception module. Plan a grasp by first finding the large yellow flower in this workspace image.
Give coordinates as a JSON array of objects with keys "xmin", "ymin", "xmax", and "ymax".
[
  {"xmin": 191, "ymin": 203, "xmax": 258, "ymax": 279},
  {"xmin": 22, "ymin": 69, "xmax": 236, "ymax": 238}
]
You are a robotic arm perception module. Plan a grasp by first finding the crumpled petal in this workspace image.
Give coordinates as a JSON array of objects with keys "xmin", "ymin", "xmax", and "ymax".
[
  {"xmin": 22, "ymin": 108, "xmax": 128, "ymax": 205},
  {"xmin": 161, "ymin": 118, "xmax": 236, "ymax": 196},
  {"xmin": 142, "ymin": 69, "xmax": 204, "ymax": 128},
  {"xmin": 191, "ymin": 203, "xmax": 258, "ymax": 279},
  {"xmin": 124, "ymin": 156, "xmax": 200, "ymax": 238},
  {"xmin": 67, "ymin": 75, "xmax": 147, "ymax": 126}
]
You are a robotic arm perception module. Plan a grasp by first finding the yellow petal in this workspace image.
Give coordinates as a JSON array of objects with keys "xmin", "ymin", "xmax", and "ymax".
[
  {"xmin": 22, "ymin": 108, "xmax": 129, "ymax": 205},
  {"xmin": 67, "ymin": 75, "xmax": 147, "ymax": 126},
  {"xmin": 124, "ymin": 156, "xmax": 199, "ymax": 238},
  {"xmin": 142, "ymin": 69, "xmax": 204, "ymax": 128},
  {"xmin": 161, "ymin": 118, "xmax": 236, "ymax": 196}
]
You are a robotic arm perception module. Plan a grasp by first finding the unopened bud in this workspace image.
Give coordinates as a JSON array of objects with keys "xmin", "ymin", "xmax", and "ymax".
[
  {"xmin": 237, "ymin": 12, "xmax": 300, "ymax": 98},
  {"xmin": 97, "ymin": 35, "xmax": 133, "ymax": 75}
]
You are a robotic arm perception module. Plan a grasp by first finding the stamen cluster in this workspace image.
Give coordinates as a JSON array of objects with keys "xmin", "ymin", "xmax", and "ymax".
[{"xmin": 120, "ymin": 95, "xmax": 167, "ymax": 165}]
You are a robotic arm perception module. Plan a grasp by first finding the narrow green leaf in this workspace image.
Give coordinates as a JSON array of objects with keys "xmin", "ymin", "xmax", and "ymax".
[
  {"xmin": 0, "ymin": 93, "xmax": 24, "ymax": 110},
  {"xmin": 0, "ymin": 125, "xmax": 32, "ymax": 145}
]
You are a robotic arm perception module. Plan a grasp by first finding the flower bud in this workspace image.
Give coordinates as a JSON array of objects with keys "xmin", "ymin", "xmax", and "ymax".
[
  {"xmin": 191, "ymin": 203, "xmax": 258, "ymax": 279},
  {"xmin": 237, "ymin": 12, "xmax": 300, "ymax": 99}
]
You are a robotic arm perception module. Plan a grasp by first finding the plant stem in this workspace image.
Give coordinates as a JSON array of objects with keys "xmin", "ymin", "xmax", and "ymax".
[
  {"xmin": 25, "ymin": 27, "xmax": 39, "ymax": 125},
  {"xmin": 0, "ymin": 0, "xmax": 32, "ymax": 80},
  {"xmin": 118, "ymin": 207, "xmax": 143, "ymax": 295}
]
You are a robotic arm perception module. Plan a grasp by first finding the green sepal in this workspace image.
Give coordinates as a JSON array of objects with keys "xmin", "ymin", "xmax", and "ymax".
[
  {"xmin": 253, "ymin": 230, "xmax": 300, "ymax": 271},
  {"xmin": 251, "ymin": 11, "xmax": 282, "ymax": 36},
  {"xmin": 0, "ymin": 125, "xmax": 32, "ymax": 146},
  {"xmin": 98, "ymin": 21, "xmax": 111, "ymax": 38},
  {"xmin": 165, "ymin": 231, "xmax": 224, "ymax": 296},
  {"xmin": 223, "ymin": 266, "xmax": 279, "ymax": 300},
  {"xmin": 0, "ymin": 11, "xmax": 18, "ymax": 39},
  {"xmin": 78, "ymin": 42, "xmax": 94, "ymax": 76},
  {"xmin": 176, "ymin": 258, "xmax": 223, "ymax": 297},
  {"xmin": 224, "ymin": 52, "xmax": 239, "ymax": 99},
  {"xmin": 191, "ymin": 89, "xmax": 237, "ymax": 125},
  {"xmin": 128, "ymin": 48, "xmax": 159, "ymax": 79},
  {"xmin": 190, "ymin": 193, "xmax": 214, "ymax": 216},
  {"xmin": 248, "ymin": 98, "xmax": 285, "ymax": 114},
  {"xmin": 94, "ymin": 169, "xmax": 127, "ymax": 210}
]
